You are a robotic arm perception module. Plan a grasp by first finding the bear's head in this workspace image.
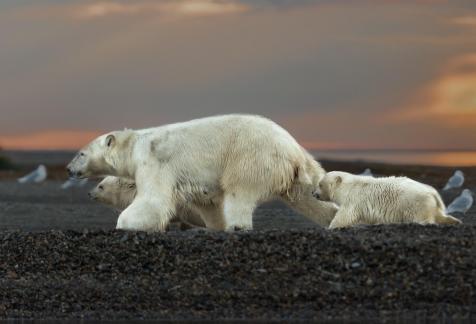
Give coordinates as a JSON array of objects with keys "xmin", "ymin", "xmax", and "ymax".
[
  {"xmin": 315, "ymin": 171, "xmax": 345, "ymax": 202},
  {"xmin": 66, "ymin": 130, "xmax": 135, "ymax": 179},
  {"xmin": 89, "ymin": 176, "xmax": 136, "ymax": 210}
]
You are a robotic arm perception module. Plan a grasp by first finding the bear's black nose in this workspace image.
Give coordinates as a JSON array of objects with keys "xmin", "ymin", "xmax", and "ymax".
[{"xmin": 66, "ymin": 167, "xmax": 73, "ymax": 178}]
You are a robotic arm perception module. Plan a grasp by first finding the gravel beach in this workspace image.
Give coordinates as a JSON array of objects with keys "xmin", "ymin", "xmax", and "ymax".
[{"xmin": 0, "ymin": 159, "xmax": 475, "ymax": 321}]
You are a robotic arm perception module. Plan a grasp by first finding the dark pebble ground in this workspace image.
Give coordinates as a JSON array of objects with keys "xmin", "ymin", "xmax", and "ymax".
[
  {"xmin": 1, "ymin": 226, "xmax": 476, "ymax": 322},
  {"xmin": 0, "ymin": 159, "xmax": 475, "ymax": 321}
]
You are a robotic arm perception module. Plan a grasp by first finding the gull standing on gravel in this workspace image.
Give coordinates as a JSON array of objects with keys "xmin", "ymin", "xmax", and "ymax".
[
  {"xmin": 359, "ymin": 168, "xmax": 373, "ymax": 177},
  {"xmin": 443, "ymin": 170, "xmax": 464, "ymax": 190},
  {"xmin": 446, "ymin": 189, "xmax": 474, "ymax": 214},
  {"xmin": 17, "ymin": 165, "xmax": 48, "ymax": 184}
]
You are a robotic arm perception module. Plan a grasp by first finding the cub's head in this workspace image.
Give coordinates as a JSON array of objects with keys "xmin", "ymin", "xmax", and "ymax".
[
  {"xmin": 315, "ymin": 171, "xmax": 348, "ymax": 202},
  {"xmin": 66, "ymin": 130, "xmax": 134, "ymax": 179},
  {"xmin": 89, "ymin": 176, "xmax": 136, "ymax": 210}
]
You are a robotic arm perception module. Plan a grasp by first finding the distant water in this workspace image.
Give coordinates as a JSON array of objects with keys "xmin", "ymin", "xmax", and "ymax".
[
  {"xmin": 313, "ymin": 150, "xmax": 476, "ymax": 167},
  {"xmin": 2, "ymin": 149, "xmax": 476, "ymax": 167}
]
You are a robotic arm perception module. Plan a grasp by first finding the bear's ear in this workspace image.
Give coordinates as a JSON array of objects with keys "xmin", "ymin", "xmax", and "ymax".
[
  {"xmin": 106, "ymin": 134, "xmax": 116, "ymax": 148},
  {"xmin": 335, "ymin": 176, "xmax": 343, "ymax": 185}
]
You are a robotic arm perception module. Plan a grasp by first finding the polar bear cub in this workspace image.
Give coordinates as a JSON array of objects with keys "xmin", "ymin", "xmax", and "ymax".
[
  {"xmin": 89, "ymin": 176, "xmax": 136, "ymax": 211},
  {"xmin": 316, "ymin": 171, "xmax": 461, "ymax": 229},
  {"xmin": 89, "ymin": 176, "xmax": 206, "ymax": 229}
]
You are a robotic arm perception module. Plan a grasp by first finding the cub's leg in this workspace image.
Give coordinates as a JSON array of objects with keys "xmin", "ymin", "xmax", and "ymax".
[
  {"xmin": 328, "ymin": 208, "xmax": 358, "ymax": 229},
  {"xmin": 433, "ymin": 211, "xmax": 462, "ymax": 225},
  {"xmin": 416, "ymin": 194, "xmax": 462, "ymax": 225}
]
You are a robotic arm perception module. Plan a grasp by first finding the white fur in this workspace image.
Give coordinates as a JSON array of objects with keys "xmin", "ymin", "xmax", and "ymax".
[
  {"xmin": 317, "ymin": 171, "xmax": 462, "ymax": 229},
  {"xmin": 90, "ymin": 176, "xmax": 136, "ymax": 211},
  {"xmin": 67, "ymin": 114, "xmax": 337, "ymax": 231}
]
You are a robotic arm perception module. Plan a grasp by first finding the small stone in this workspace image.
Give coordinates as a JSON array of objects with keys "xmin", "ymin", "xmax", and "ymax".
[{"xmin": 351, "ymin": 262, "xmax": 361, "ymax": 269}]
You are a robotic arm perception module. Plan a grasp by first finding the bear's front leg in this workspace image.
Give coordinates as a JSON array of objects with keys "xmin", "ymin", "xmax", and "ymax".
[
  {"xmin": 116, "ymin": 195, "xmax": 175, "ymax": 232},
  {"xmin": 328, "ymin": 208, "xmax": 357, "ymax": 229},
  {"xmin": 117, "ymin": 165, "xmax": 177, "ymax": 232}
]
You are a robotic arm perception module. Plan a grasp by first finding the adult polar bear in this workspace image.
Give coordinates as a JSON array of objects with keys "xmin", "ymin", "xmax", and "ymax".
[{"xmin": 67, "ymin": 115, "xmax": 337, "ymax": 231}]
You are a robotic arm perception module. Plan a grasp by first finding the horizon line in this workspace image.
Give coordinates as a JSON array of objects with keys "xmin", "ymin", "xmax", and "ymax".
[{"xmin": 2, "ymin": 147, "xmax": 476, "ymax": 153}]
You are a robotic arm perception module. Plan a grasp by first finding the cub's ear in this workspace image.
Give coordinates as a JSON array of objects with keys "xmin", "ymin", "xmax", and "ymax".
[
  {"xmin": 335, "ymin": 176, "xmax": 343, "ymax": 185},
  {"xmin": 106, "ymin": 134, "xmax": 116, "ymax": 148}
]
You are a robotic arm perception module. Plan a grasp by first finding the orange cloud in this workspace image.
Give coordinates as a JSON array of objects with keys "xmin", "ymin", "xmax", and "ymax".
[
  {"xmin": 75, "ymin": 0, "xmax": 249, "ymax": 19},
  {"xmin": 0, "ymin": 130, "xmax": 103, "ymax": 150},
  {"xmin": 384, "ymin": 54, "xmax": 476, "ymax": 127},
  {"xmin": 451, "ymin": 16, "xmax": 476, "ymax": 27}
]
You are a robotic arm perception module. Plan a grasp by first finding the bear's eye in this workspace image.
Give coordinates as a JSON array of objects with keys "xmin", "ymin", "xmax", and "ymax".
[
  {"xmin": 80, "ymin": 152, "xmax": 85, "ymax": 157},
  {"xmin": 98, "ymin": 185, "xmax": 104, "ymax": 190}
]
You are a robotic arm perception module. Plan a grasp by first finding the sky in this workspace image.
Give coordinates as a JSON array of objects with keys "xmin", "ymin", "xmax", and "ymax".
[{"xmin": 0, "ymin": 0, "xmax": 475, "ymax": 150}]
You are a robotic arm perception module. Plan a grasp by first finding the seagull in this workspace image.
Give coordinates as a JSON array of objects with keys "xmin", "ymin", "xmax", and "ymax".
[
  {"xmin": 61, "ymin": 178, "xmax": 88, "ymax": 190},
  {"xmin": 359, "ymin": 168, "xmax": 373, "ymax": 177},
  {"xmin": 446, "ymin": 189, "xmax": 474, "ymax": 214},
  {"xmin": 17, "ymin": 164, "xmax": 48, "ymax": 184},
  {"xmin": 443, "ymin": 170, "xmax": 464, "ymax": 190}
]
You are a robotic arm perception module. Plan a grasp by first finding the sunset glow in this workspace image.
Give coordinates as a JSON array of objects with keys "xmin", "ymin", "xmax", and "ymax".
[{"xmin": 0, "ymin": 131, "xmax": 103, "ymax": 150}]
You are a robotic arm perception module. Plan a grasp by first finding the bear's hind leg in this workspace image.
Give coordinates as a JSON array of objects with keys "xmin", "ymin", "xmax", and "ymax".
[
  {"xmin": 222, "ymin": 190, "xmax": 257, "ymax": 231},
  {"xmin": 433, "ymin": 211, "xmax": 462, "ymax": 225}
]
